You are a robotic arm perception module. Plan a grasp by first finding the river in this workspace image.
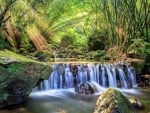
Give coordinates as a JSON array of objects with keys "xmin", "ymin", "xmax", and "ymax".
[{"xmin": 0, "ymin": 88, "xmax": 150, "ymax": 113}]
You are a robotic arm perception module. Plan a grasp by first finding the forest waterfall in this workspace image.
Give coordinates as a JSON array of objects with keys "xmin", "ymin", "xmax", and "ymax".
[{"xmin": 37, "ymin": 63, "xmax": 137, "ymax": 91}]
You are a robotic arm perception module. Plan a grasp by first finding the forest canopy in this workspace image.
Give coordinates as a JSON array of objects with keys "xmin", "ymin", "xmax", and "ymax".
[{"xmin": 0, "ymin": 0, "xmax": 149, "ymax": 61}]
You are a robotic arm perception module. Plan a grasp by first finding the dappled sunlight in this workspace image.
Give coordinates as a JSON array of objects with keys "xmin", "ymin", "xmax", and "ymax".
[
  {"xmin": 26, "ymin": 26, "xmax": 51, "ymax": 52},
  {"xmin": 13, "ymin": 0, "xmax": 52, "ymax": 36},
  {"xmin": 0, "ymin": 0, "xmax": 149, "ymax": 113},
  {"xmin": 5, "ymin": 19, "xmax": 17, "ymax": 48}
]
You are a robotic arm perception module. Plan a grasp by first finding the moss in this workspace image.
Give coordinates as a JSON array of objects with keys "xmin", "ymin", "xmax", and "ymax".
[
  {"xmin": 0, "ymin": 50, "xmax": 52, "ymax": 108},
  {"xmin": 113, "ymin": 90, "xmax": 133, "ymax": 113},
  {"xmin": 7, "ymin": 63, "xmax": 23, "ymax": 76},
  {"xmin": 94, "ymin": 88, "xmax": 134, "ymax": 113},
  {"xmin": 0, "ymin": 50, "xmax": 45, "ymax": 63},
  {"xmin": 0, "ymin": 50, "xmax": 29, "ymax": 62}
]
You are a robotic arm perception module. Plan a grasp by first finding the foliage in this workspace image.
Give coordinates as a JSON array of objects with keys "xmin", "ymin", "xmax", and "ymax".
[
  {"xmin": 0, "ymin": 93, "xmax": 9, "ymax": 101},
  {"xmin": 0, "ymin": 0, "xmax": 149, "ymax": 61},
  {"xmin": 87, "ymin": 30, "xmax": 108, "ymax": 51},
  {"xmin": 7, "ymin": 63, "xmax": 20, "ymax": 75},
  {"xmin": 0, "ymin": 0, "xmax": 17, "ymax": 27},
  {"xmin": 127, "ymin": 39, "xmax": 147, "ymax": 58},
  {"xmin": 0, "ymin": 37, "xmax": 10, "ymax": 49},
  {"xmin": 33, "ymin": 51, "xmax": 54, "ymax": 61},
  {"xmin": 94, "ymin": 50, "xmax": 106, "ymax": 60}
]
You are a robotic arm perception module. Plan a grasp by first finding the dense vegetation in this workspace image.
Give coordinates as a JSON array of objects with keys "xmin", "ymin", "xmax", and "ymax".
[{"xmin": 0, "ymin": 0, "xmax": 149, "ymax": 62}]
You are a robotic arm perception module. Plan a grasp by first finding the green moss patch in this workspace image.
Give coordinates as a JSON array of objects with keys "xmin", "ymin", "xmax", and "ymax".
[
  {"xmin": 94, "ymin": 88, "xmax": 134, "ymax": 113},
  {"xmin": 0, "ymin": 50, "xmax": 52, "ymax": 108}
]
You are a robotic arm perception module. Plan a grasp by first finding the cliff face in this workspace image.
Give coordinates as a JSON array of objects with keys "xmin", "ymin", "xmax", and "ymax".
[{"xmin": 0, "ymin": 50, "xmax": 52, "ymax": 108}]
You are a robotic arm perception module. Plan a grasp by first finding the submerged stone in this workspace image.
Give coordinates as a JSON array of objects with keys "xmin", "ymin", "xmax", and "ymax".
[
  {"xmin": 129, "ymin": 98, "xmax": 145, "ymax": 110},
  {"xmin": 0, "ymin": 50, "xmax": 52, "ymax": 108},
  {"xmin": 93, "ymin": 88, "xmax": 134, "ymax": 113}
]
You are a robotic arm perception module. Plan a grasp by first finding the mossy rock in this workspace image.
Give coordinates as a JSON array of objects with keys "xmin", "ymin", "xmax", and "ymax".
[
  {"xmin": 93, "ymin": 88, "xmax": 134, "ymax": 113},
  {"xmin": 0, "ymin": 50, "xmax": 52, "ymax": 108}
]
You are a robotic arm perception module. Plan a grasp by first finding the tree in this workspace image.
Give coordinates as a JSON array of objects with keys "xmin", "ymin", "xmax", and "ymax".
[{"xmin": 0, "ymin": 0, "xmax": 17, "ymax": 27}]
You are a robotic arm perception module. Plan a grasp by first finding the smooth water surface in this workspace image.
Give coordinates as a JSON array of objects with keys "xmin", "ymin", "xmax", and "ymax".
[
  {"xmin": 0, "ymin": 88, "xmax": 97, "ymax": 113},
  {"xmin": 0, "ymin": 88, "xmax": 150, "ymax": 113}
]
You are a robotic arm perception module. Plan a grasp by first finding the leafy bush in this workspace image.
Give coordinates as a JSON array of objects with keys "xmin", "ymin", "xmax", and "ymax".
[
  {"xmin": 87, "ymin": 30, "xmax": 107, "ymax": 51},
  {"xmin": 127, "ymin": 38, "xmax": 147, "ymax": 58},
  {"xmin": 34, "ymin": 51, "xmax": 54, "ymax": 61},
  {"xmin": 93, "ymin": 50, "xmax": 106, "ymax": 61},
  {"xmin": 0, "ymin": 38, "xmax": 10, "ymax": 50}
]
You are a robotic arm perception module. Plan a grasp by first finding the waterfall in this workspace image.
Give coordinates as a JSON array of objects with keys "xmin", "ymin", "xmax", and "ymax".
[
  {"xmin": 101, "ymin": 66, "xmax": 106, "ymax": 87},
  {"xmin": 38, "ymin": 63, "xmax": 137, "ymax": 90},
  {"xmin": 105, "ymin": 64, "xmax": 115, "ymax": 87},
  {"xmin": 127, "ymin": 66, "xmax": 137, "ymax": 87},
  {"xmin": 118, "ymin": 68, "xmax": 128, "ymax": 88},
  {"xmin": 112, "ymin": 66, "xmax": 117, "ymax": 87},
  {"xmin": 96, "ymin": 64, "xmax": 100, "ymax": 84}
]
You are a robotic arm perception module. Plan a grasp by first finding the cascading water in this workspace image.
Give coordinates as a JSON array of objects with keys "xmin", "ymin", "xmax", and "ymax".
[{"xmin": 37, "ymin": 63, "xmax": 137, "ymax": 91}]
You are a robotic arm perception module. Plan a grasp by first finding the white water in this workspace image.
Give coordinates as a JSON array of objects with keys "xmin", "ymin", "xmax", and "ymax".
[
  {"xmin": 118, "ymin": 68, "xmax": 128, "ymax": 88},
  {"xmin": 37, "ymin": 63, "xmax": 137, "ymax": 91}
]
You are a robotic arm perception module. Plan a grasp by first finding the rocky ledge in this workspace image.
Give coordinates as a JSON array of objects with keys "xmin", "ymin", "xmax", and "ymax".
[
  {"xmin": 0, "ymin": 50, "xmax": 52, "ymax": 108},
  {"xmin": 94, "ymin": 88, "xmax": 134, "ymax": 113}
]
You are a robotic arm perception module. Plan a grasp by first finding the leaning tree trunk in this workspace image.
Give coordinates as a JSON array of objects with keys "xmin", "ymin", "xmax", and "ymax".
[{"xmin": 0, "ymin": 0, "xmax": 17, "ymax": 27}]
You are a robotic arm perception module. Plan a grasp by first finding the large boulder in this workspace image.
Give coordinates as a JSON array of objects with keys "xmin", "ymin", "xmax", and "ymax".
[
  {"xmin": 0, "ymin": 50, "xmax": 52, "ymax": 108},
  {"xmin": 93, "ymin": 88, "xmax": 134, "ymax": 113}
]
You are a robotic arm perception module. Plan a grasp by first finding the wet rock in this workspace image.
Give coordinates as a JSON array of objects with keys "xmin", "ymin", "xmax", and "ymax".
[
  {"xmin": 58, "ymin": 64, "xmax": 65, "ymax": 75},
  {"xmin": 141, "ymin": 74, "xmax": 150, "ymax": 85},
  {"xmin": 93, "ymin": 88, "xmax": 134, "ymax": 113},
  {"xmin": 129, "ymin": 98, "xmax": 145, "ymax": 110},
  {"xmin": 71, "ymin": 64, "xmax": 78, "ymax": 75},
  {"xmin": 0, "ymin": 50, "xmax": 52, "ymax": 108},
  {"xmin": 75, "ymin": 82, "xmax": 98, "ymax": 94},
  {"xmin": 71, "ymin": 64, "xmax": 78, "ymax": 86}
]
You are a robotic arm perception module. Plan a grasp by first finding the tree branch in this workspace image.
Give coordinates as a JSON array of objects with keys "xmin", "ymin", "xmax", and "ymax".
[{"xmin": 0, "ymin": 0, "xmax": 17, "ymax": 27}]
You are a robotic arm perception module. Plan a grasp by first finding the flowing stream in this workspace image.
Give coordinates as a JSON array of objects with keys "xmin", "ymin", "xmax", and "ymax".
[
  {"xmin": 1, "ymin": 63, "xmax": 150, "ymax": 113},
  {"xmin": 1, "ymin": 87, "xmax": 150, "ymax": 113}
]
